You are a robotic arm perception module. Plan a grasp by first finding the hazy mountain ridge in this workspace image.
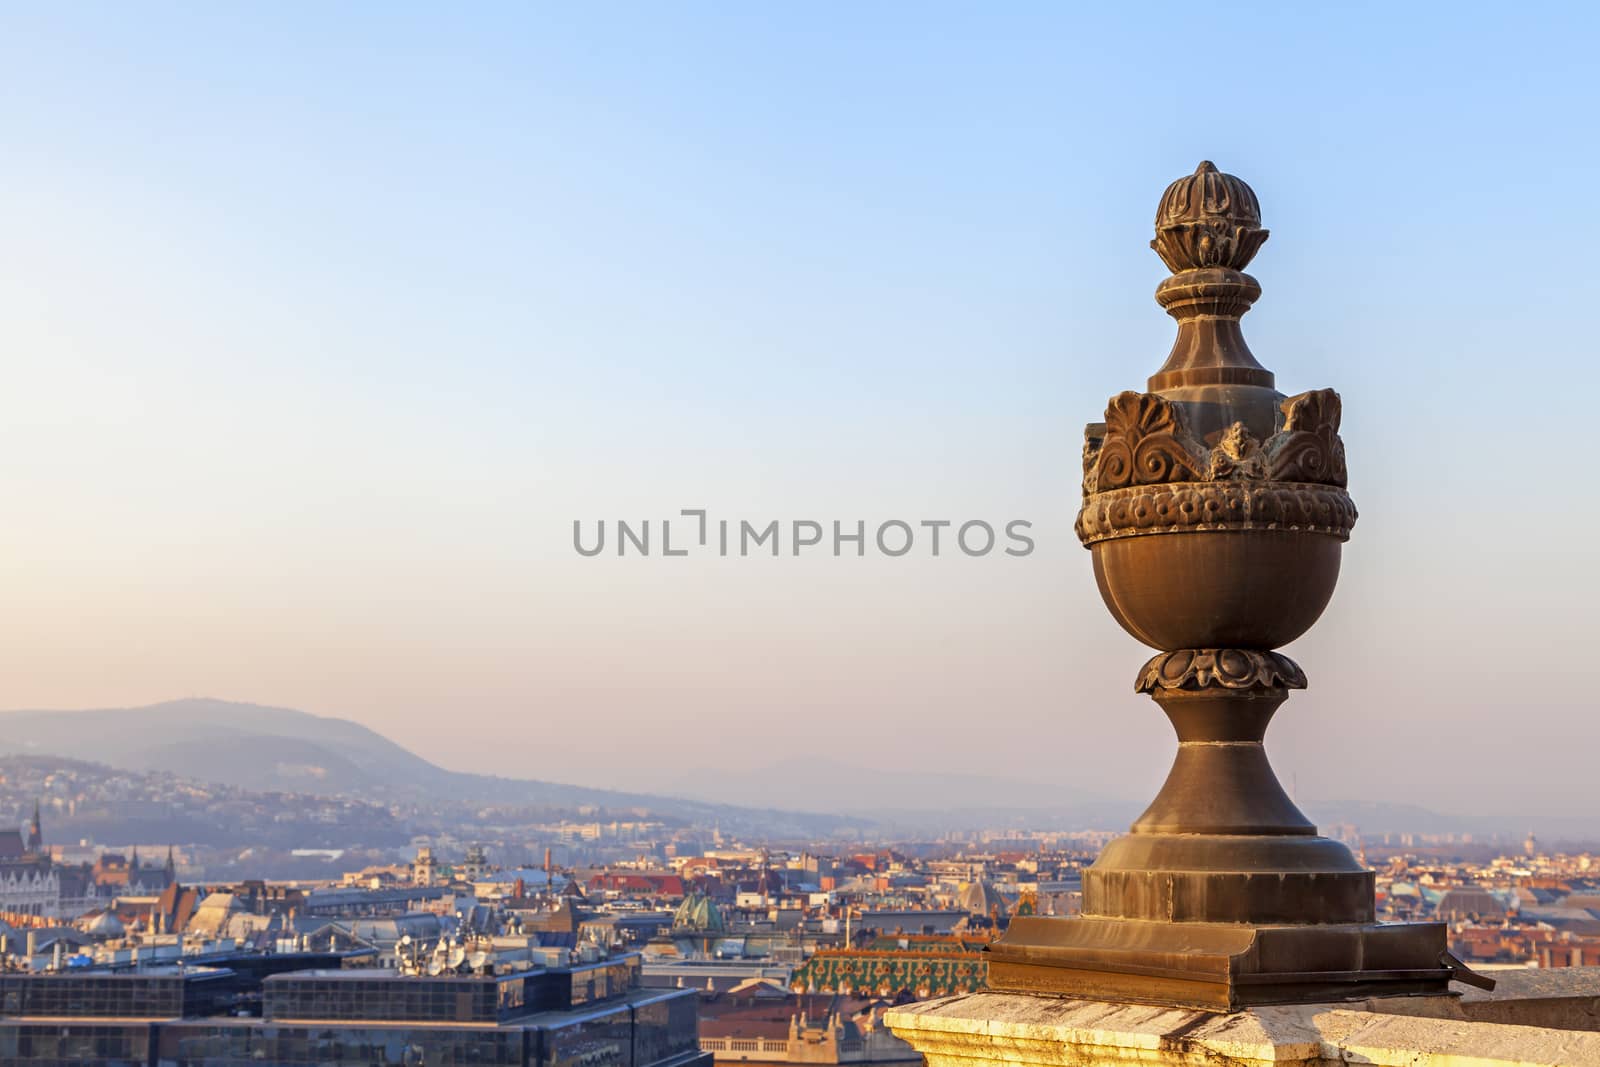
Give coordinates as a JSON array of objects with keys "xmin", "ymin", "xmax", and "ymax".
[
  {"xmin": 3, "ymin": 700, "xmax": 1590, "ymax": 842},
  {"xmin": 0, "ymin": 752, "xmax": 408, "ymax": 852},
  {"xmin": 635, "ymin": 756, "xmax": 1120, "ymax": 814},
  {"xmin": 0, "ymin": 699, "xmax": 858, "ymax": 835},
  {"xmin": 2, "ymin": 700, "xmax": 425, "ymax": 790}
]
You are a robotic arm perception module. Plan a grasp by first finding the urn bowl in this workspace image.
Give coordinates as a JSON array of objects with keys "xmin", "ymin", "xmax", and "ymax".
[{"xmin": 1090, "ymin": 528, "xmax": 1341, "ymax": 650}]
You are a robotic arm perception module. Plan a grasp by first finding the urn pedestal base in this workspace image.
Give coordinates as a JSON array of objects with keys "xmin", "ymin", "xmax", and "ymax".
[
  {"xmin": 988, "ymin": 916, "xmax": 1451, "ymax": 1013},
  {"xmin": 996, "ymin": 658, "xmax": 1454, "ymax": 1012},
  {"xmin": 1085, "ymin": 833, "xmax": 1376, "ymax": 923}
]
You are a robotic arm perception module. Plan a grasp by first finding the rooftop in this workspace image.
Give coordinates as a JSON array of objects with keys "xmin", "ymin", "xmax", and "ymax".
[{"xmin": 885, "ymin": 968, "xmax": 1600, "ymax": 1067}]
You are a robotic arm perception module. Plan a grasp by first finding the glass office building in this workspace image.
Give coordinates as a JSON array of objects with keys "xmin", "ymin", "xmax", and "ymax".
[
  {"xmin": 257, "ymin": 955, "xmax": 644, "ymax": 1024},
  {"xmin": 0, "ymin": 968, "xmax": 233, "ymax": 1021},
  {"xmin": 0, "ymin": 1021, "xmax": 151, "ymax": 1067},
  {"xmin": 0, "ymin": 952, "xmax": 705, "ymax": 1067}
]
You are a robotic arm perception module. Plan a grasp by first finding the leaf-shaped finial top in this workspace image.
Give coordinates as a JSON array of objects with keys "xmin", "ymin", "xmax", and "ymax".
[{"xmin": 1151, "ymin": 161, "xmax": 1270, "ymax": 273}]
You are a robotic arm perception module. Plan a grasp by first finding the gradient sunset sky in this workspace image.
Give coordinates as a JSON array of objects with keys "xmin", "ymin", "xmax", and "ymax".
[{"xmin": 2, "ymin": 3, "xmax": 1596, "ymax": 818}]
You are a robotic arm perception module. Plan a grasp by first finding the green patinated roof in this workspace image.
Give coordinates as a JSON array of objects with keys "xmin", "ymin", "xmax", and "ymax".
[
  {"xmin": 791, "ymin": 949, "xmax": 986, "ymax": 998},
  {"xmin": 672, "ymin": 890, "xmax": 725, "ymax": 932},
  {"xmin": 866, "ymin": 934, "xmax": 990, "ymax": 953}
]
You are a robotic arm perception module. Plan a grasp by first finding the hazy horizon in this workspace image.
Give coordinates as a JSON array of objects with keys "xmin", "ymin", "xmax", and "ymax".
[
  {"xmin": 3, "ymin": 5, "xmax": 1597, "ymax": 820},
  {"xmin": 0, "ymin": 693, "xmax": 1587, "ymax": 831}
]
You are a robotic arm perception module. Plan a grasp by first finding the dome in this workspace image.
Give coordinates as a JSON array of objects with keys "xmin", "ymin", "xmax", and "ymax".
[
  {"xmin": 956, "ymin": 880, "xmax": 1009, "ymax": 918},
  {"xmin": 671, "ymin": 891, "xmax": 725, "ymax": 932},
  {"xmin": 86, "ymin": 910, "xmax": 125, "ymax": 937},
  {"xmin": 1151, "ymin": 160, "xmax": 1269, "ymax": 273}
]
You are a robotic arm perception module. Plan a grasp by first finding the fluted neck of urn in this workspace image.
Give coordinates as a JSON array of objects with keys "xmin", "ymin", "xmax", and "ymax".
[{"xmin": 1148, "ymin": 268, "xmax": 1272, "ymax": 393}]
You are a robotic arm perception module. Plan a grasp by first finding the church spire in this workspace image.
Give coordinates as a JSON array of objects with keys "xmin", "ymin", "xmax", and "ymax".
[{"xmin": 26, "ymin": 799, "xmax": 42, "ymax": 853}]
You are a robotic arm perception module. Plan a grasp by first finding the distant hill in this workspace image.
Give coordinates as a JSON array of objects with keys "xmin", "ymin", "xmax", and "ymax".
[
  {"xmin": 0, "ymin": 752, "xmax": 409, "ymax": 851},
  {"xmin": 1297, "ymin": 798, "xmax": 1600, "ymax": 842},
  {"xmin": 6, "ymin": 700, "xmax": 1587, "ymax": 844},
  {"xmin": 2, "ymin": 698, "xmax": 475, "ymax": 796},
  {"xmin": 0, "ymin": 699, "xmax": 858, "ymax": 835},
  {"xmin": 635, "ymin": 757, "xmax": 1145, "ymax": 832}
]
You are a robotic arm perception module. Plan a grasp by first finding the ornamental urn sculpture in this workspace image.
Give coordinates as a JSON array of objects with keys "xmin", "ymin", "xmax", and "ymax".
[{"xmin": 987, "ymin": 162, "xmax": 1468, "ymax": 1011}]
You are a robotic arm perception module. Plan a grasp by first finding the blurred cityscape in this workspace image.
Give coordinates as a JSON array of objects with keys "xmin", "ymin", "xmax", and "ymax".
[{"xmin": 3, "ymin": 719, "xmax": 1599, "ymax": 1065}]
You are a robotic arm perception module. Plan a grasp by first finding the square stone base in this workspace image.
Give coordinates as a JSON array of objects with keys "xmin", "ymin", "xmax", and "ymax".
[{"xmin": 987, "ymin": 916, "xmax": 1451, "ymax": 1012}]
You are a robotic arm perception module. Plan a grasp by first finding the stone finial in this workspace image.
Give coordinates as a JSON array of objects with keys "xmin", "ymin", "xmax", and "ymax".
[
  {"xmin": 1151, "ymin": 161, "xmax": 1270, "ymax": 273},
  {"xmin": 986, "ymin": 163, "xmax": 1454, "ymax": 1013}
]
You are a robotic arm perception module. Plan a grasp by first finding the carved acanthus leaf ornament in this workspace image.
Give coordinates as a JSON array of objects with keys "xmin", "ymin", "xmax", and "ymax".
[
  {"xmin": 1078, "ymin": 388, "xmax": 1354, "ymax": 546},
  {"xmin": 1136, "ymin": 649, "xmax": 1307, "ymax": 694},
  {"xmin": 1087, "ymin": 391, "xmax": 1207, "ymax": 493},
  {"xmin": 1266, "ymin": 389, "xmax": 1347, "ymax": 487}
]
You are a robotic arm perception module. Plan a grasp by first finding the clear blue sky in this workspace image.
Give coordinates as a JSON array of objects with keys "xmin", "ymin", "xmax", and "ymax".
[{"xmin": 2, "ymin": 3, "xmax": 1596, "ymax": 819}]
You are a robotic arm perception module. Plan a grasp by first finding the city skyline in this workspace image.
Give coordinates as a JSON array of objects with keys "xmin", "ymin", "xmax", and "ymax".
[{"xmin": 3, "ymin": 4, "xmax": 1598, "ymax": 817}]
